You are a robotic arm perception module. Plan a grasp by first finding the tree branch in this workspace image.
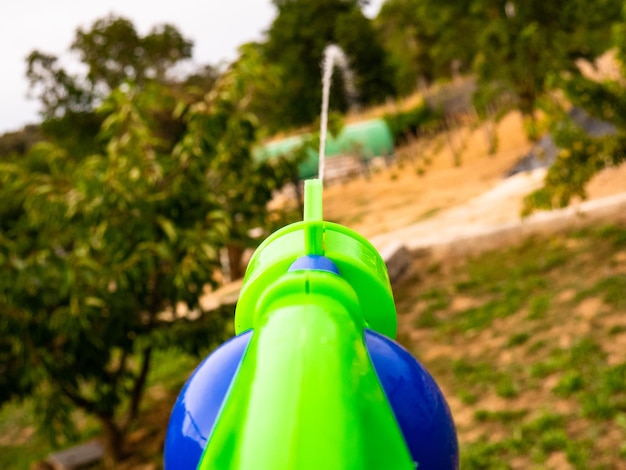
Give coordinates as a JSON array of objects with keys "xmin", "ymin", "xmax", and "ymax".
[
  {"xmin": 123, "ymin": 345, "xmax": 152, "ymax": 431},
  {"xmin": 110, "ymin": 347, "xmax": 129, "ymax": 392},
  {"xmin": 60, "ymin": 383, "xmax": 99, "ymax": 414}
]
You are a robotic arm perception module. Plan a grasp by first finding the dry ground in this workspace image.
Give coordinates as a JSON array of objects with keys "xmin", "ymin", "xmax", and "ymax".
[{"xmin": 323, "ymin": 111, "xmax": 626, "ymax": 241}]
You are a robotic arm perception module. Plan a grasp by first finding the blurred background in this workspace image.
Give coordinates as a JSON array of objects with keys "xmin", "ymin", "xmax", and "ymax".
[{"xmin": 1, "ymin": 0, "xmax": 626, "ymax": 468}]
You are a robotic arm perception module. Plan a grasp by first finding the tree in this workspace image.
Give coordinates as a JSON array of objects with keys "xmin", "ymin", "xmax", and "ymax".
[
  {"xmin": 2, "ymin": 45, "xmax": 300, "ymax": 462},
  {"xmin": 377, "ymin": 0, "xmax": 621, "ymax": 130},
  {"xmin": 0, "ymin": 83, "xmax": 231, "ymax": 462},
  {"xmin": 27, "ymin": 15, "xmax": 193, "ymax": 118},
  {"xmin": 261, "ymin": 0, "xmax": 395, "ymax": 130},
  {"xmin": 520, "ymin": 4, "xmax": 626, "ymax": 213},
  {"xmin": 26, "ymin": 15, "xmax": 195, "ymax": 158},
  {"xmin": 522, "ymin": 75, "xmax": 626, "ymax": 215},
  {"xmin": 375, "ymin": 0, "xmax": 477, "ymax": 94},
  {"xmin": 71, "ymin": 16, "xmax": 192, "ymax": 89},
  {"xmin": 469, "ymin": 0, "xmax": 621, "ymax": 122},
  {"xmin": 375, "ymin": 0, "xmax": 427, "ymax": 96},
  {"xmin": 223, "ymin": 42, "xmax": 286, "ymax": 140},
  {"xmin": 183, "ymin": 50, "xmax": 300, "ymax": 279}
]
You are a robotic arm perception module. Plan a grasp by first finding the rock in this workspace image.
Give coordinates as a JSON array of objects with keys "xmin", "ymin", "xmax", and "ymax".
[{"xmin": 380, "ymin": 240, "xmax": 411, "ymax": 285}]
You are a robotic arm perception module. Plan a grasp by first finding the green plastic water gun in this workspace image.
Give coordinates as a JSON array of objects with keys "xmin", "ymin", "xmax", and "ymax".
[{"xmin": 165, "ymin": 179, "xmax": 458, "ymax": 469}]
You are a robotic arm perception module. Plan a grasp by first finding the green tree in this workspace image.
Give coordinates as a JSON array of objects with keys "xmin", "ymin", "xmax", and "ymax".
[
  {"xmin": 183, "ymin": 51, "xmax": 299, "ymax": 279},
  {"xmin": 2, "ymin": 51, "xmax": 300, "ymax": 463},
  {"xmin": 26, "ymin": 15, "xmax": 195, "ymax": 158},
  {"xmin": 378, "ymin": 0, "xmax": 621, "ymax": 127},
  {"xmin": 262, "ymin": 0, "xmax": 395, "ymax": 130},
  {"xmin": 522, "ymin": 76, "xmax": 626, "ymax": 214},
  {"xmin": 0, "ymin": 83, "xmax": 230, "ymax": 462},
  {"xmin": 375, "ymin": 0, "xmax": 477, "ymax": 94},
  {"xmin": 521, "ymin": 4, "xmax": 626, "ymax": 213},
  {"xmin": 470, "ymin": 0, "xmax": 621, "ymax": 123},
  {"xmin": 71, "ymin": 16, "xmax": 192, "ymax": 89},
  {"xmin": 226, "ymin": 42, "xmax": 286, "ymax": 140},
  {"xmin": 375, "ymin": 0, "xmax": 426, "ymax": 96},
  {"xmin": 27, "ymin": 15, "xmax": 193, "ymax": 117}
]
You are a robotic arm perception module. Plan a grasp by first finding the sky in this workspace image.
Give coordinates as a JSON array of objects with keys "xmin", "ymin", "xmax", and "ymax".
[{"xmin": 0, "ymin": 0, "xmax": 384, "ymax": 134}]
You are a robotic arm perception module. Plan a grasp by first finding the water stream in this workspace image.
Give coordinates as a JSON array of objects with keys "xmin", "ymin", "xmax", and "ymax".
[{"xmin": 318, "ymin": 45, "xmax": 356, "ymax": 183}]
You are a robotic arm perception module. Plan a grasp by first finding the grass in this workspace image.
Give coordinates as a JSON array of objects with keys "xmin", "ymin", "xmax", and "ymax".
[
  {"xmin": 0, "ymin": 400, "xmax": 54, "ymax": 469},
  {"xmin": 576, "ymin": 275, "xmax": 626, "ymax": 310},
  {"xmin": 0, "ymin": 348, "xmax": 200, "ymax": 470},
  {"xmin": 3, "ymin": 223, "xmax": 626, "ymax": 469},
  {"xmin": 399, "ymin": 223, "xmax": 626, "ymax": 469}
]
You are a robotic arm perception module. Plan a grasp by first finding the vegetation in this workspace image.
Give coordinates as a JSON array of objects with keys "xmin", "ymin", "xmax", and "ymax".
[
  {"xmin": 3, "ymin": 1, "xmax": 626, "ymax": 467},
  {"xmin": 248, "ymin": 0, "xmax": 395, "ymax": 131},
  {"xmin": 383, "ymin": 103, "xmax": 441, "ymax": 145},
  {"xmin": 522, "ymin": 74, "xmax": 626, "ymax": 214},
  {"xmin": 3, "ymin": 221, "xmax": 625, "ymax": 468},
  {"xmin": 0, "ymin": 17, "xmax": 297, "ymax": 464},
  {"xmin": 375, "ymin": 0, "xmax": 626, "ymax": 209},
  {"xmin": 395, "ymin": 223, "xmax": 626, "ymax": 469}
]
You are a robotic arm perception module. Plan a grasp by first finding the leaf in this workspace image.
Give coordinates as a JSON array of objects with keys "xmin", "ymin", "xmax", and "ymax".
[
  {"xmin": 157, "ymin": 216, "xmax": 178, "ymax": 242},
  {"xmin": 85, "ymin": 296, "xmax": 106, "ymax": 308}
]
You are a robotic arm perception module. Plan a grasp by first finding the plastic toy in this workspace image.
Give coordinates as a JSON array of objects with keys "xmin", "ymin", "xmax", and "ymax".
[{"xmin": 164, "ymin": 178, "xmax": 458, "ymax": 469}]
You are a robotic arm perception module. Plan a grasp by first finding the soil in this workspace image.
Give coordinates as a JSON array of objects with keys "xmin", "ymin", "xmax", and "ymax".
[{"xmin": 323, "ymin": 111, "xmax": 626, "ymax": 243}]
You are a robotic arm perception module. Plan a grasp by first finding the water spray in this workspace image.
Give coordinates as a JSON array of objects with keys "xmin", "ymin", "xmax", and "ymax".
[{"xmin": 319, "ymin": 44, "xmax": 356, "ymax": 183}]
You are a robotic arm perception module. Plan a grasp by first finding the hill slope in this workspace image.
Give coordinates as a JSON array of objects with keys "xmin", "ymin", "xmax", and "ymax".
[{"xmin": 395, "ymin": 223, "xmax": 626, "ymax": 469}]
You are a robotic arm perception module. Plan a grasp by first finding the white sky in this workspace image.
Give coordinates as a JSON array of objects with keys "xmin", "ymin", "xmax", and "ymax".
[{"xmin": 0, "ymin": 0, "xmax": 384, "ymax": 134}]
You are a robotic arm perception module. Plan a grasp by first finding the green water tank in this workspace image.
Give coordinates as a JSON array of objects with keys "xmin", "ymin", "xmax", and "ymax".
[
  {"xmin": 335, "ymin": 118, "xmax": 394, "ymax": 159},
  {"xmin": 254, "ymin": 118, "xmax": 393, "ymax": 179}
]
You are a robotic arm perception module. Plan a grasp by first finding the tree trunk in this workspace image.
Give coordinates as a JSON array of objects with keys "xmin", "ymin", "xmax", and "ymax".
[
  {"xmin": 99, "ymin": 415, "xmax": 125, "ymax": 466},
  {"xmin": 227, "ymin": 244, "xmax": 245, "ymax": 281},
  {"xmin": 443, "ymin": 116, "xmax": 462, "ymax": 166},
  {"xmin": 124, "ymin": 346, "xmax": 153, "ymax": 429}
]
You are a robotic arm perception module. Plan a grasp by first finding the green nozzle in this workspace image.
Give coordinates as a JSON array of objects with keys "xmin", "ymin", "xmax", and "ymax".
[
  {"xmin": 303, "ymin": 179, "xmax": 323, "ymax": 223},
  {"xmin": 303, "ymin": 179, "xmax": 324, "ymax": 256}
]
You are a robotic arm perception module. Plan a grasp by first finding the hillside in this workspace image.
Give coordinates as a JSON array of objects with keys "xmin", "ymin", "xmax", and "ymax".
[
  {"xmin": 4, "ymin": 111, "xmax": 626, "ymax": 470},
  {"xmin": 395, "ymin": 224, "xmax": 626, "ymax": 469},
  {"xmin": 324, "ymin": 111, "xmax": 626, "ymax": 241}
]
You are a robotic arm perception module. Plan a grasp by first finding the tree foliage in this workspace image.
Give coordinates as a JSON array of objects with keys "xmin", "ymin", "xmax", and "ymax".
[
  {"xmin": 72, "ymin": 16, "xmax": 192, "ymax": 89},
  {"xmin": 0, "ymin": 83, "xmax": 228, "ymax": 461},
  {"xmin": 173, "ymin": 55, "xmax": 299, "ymax": 278},
  {"xmin": 26, "ymin": 15, "xmax": 195, "ymax": 159},
  {"xmin": 522, "ymin": 76, "xmax": 626, "ymax": 214},
  {"xmin": 373, "ymin": 0, "xmax": 626, "ymax": 212},
  {"xmin": 261, "ymin": 0, "xmax": 395, "ymax": 130},
  {"xmin": 27, "ymin": 15, "xmax": 193, "ymax": 119},
  {"xmin": 3, "ymin": 44, "xmax": 298, "ymax": 462},
  {"xmin": 471, "ymin": 0, "xmax": 622, "ymax": 119},
  {"xmin": 520, "ymin": 2, "xmax": 626, "ymax": 214},
  {"xmin": 376, "ymin": 0, "xmax": 622, "ymax": 121},
  {"xmin": 376, "ymin": 0, "xmax": 477, "ymax": 94}
]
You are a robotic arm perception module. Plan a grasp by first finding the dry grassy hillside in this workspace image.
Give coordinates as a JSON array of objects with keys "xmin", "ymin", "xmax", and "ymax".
[{"xmin": 324, "ymin": 111, "xmax": 626, "ymax": 239}]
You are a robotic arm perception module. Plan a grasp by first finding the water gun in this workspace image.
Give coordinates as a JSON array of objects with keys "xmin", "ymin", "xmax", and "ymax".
[{"xmin": 164, "ymin": 179, "xmax": 458, "ymax": 469}]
